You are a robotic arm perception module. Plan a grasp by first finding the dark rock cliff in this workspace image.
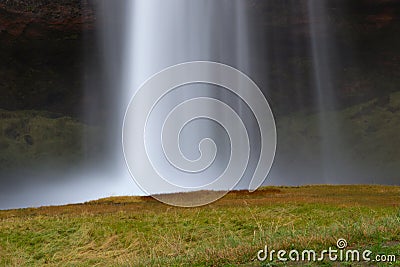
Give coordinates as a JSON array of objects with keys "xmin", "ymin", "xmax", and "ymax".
[
  {"xmin": 0, "ymin": 0, "xmax": 95, "ymax": 40},
  {"xmin": 0, "ymin": 0, "xmax": 96, "ymax": 117},
  {"xmin": 0, "ymin": 0, "xmax": 398, "ymax": 116}
]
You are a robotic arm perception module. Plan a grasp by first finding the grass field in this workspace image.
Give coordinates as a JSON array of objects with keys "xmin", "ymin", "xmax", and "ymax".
[{"xmin": 0, "ymin": 185, "xmax": 399, "ymax": 266}]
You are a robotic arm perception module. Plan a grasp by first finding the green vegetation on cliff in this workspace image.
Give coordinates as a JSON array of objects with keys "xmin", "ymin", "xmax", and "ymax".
[{"xmin": 0, "ymin": 109, "xmax": 99, "ymax": 170}]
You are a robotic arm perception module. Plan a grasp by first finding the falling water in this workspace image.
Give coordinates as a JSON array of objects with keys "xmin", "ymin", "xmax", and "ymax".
[
  {"xmin": 95, "ymin": 0, "xmax": 349, "ymax": 195},
  {"xmin": 307, "ymin": 0, "xmax": 343, "ymax": 183},
  {"xmin": 96, "ymin": 0, "xmax": 266, "ymax": 200},
  {"xmin": 88, "ymin": 0, "xmax": 399, "ymax": 200}
]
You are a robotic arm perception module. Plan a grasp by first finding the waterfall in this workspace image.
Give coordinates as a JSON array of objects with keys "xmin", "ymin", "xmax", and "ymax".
[
  {"xmin": 94, "ymin": 0, "xmax": 273, "ymax": 206},
  {"xmin": 307, "ymin": 0, "xmax": 343, "ymax": 183}
]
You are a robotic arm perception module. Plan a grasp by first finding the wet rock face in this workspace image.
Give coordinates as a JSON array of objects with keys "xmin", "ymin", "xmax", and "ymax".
[
  {"xmin": 0, "ymin": 0, "xmax": 98, "ymax": 117},
  {"xmin": 0, "ymin": 0, "xmax": 399, "ymax": 117},
  {"xmin": 0, "ymin": 0, "xmax": 95, "ymax": 40}
]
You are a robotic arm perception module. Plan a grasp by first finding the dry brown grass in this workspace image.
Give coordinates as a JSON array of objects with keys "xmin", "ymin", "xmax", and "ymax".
[{"xmin": 0, "ymin": 185, "xmax": 399, "ymax": 266}]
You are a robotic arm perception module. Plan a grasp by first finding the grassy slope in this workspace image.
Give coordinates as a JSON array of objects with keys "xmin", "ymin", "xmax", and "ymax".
[
  {"xmin": 0, "ymin": 110, "xmax": 99, "ymax": 170},
  {"xmin": 274, "ymin": 91, "xmax": 400, "ymax": 183},
  {"xmin": 0, "ymin": 185, "xmax": 399, "ymax": 266}
]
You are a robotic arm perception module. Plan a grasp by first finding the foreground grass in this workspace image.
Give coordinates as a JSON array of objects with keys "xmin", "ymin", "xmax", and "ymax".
[{"xmin": 0, "ymin": 185, "xmax": 399, "ymax": 266}]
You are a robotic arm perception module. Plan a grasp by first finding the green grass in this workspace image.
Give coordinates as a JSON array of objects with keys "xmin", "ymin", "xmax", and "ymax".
[{"xmin": 0, "ymin": 185, "xmax": 399, "ymax": 266}]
